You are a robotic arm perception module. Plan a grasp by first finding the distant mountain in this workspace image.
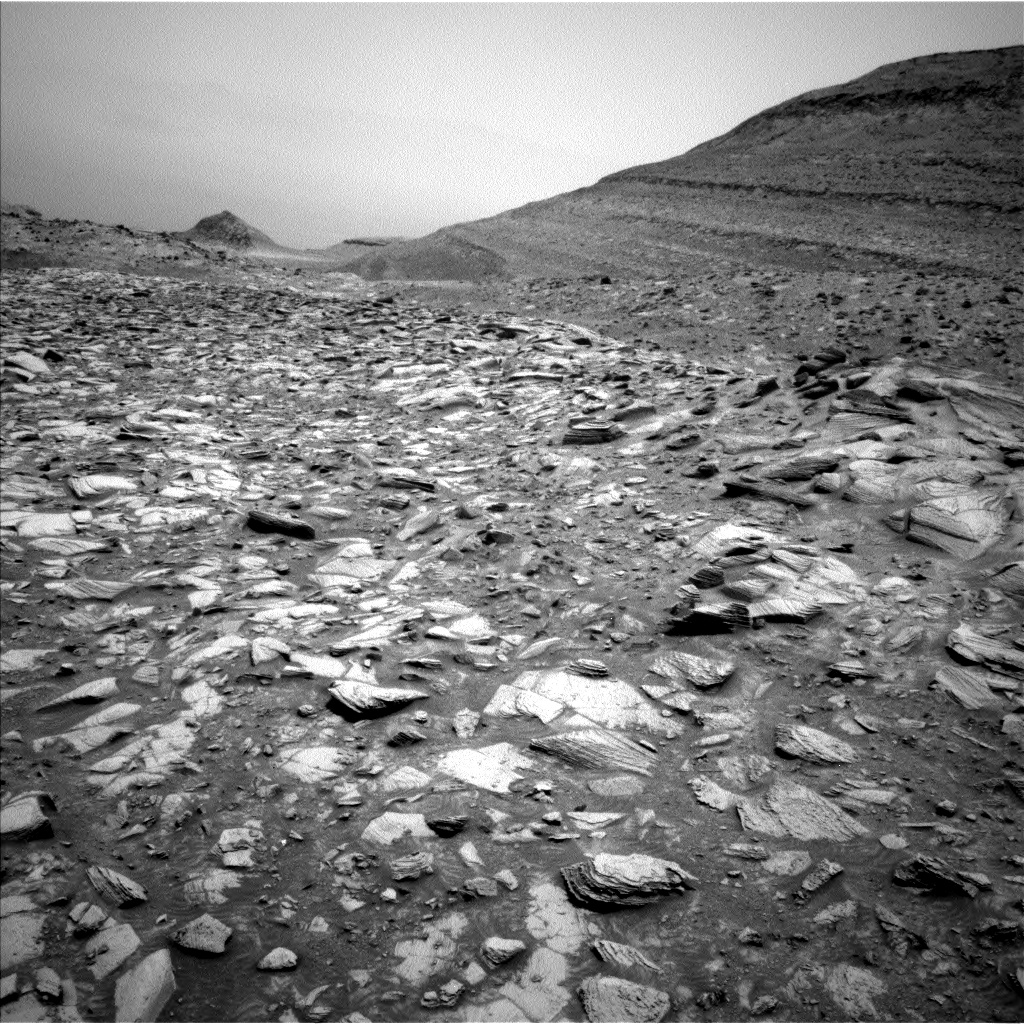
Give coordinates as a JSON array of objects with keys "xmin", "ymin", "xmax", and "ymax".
[
  {"xmin": 1, "ymin": 200, "xmax": 43, "ymax": 219},
  {"xmin": 341, "ymin": 45, "xmax": 1023, "ymax": 281},
  {"xmin": 179, "ymin": 210, "xmax": 285, "ymax": 251}
]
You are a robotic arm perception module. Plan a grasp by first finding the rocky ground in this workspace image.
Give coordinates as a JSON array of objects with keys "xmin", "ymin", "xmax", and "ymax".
[{"xmin": 1, "ymin": 211, "xmax": 1022, "ymax": 1024}]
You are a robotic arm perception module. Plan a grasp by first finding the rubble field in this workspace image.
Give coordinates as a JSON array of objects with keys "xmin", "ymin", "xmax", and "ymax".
[{"xmin": 1, "ymin": 261, "xmax": 1022, "ymax": 1024}]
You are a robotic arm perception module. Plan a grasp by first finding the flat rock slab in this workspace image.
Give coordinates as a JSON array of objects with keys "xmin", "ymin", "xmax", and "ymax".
[
  {"xmin": 436, "ymin": 744, "xmax": 533, "ymax": 793},
  {"xmin": 114, "ymin": 948, "xmax": 175, "ymax": 1023},
  {"xmin": 0, "ymin": 898, "xmax": 46, "ymax": 972},
  {"xmin": 86, "ymin": 922, "xmax": 141, "ymax": 979}
]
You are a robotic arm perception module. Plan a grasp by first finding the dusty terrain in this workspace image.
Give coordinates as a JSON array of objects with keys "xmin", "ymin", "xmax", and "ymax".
[{"xmin": 1, "ymin": 44, "xmax": 1023, "ymax": 1024}]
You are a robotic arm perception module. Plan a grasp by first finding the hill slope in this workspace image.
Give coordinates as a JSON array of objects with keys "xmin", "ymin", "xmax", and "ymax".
[
  {"xmin": 344, "ymin": 45, "xmax": 1023, "ymax": 281},
  {"xmin": 178, "ymin": 210, "xmax": 286, "ymax": 252}
]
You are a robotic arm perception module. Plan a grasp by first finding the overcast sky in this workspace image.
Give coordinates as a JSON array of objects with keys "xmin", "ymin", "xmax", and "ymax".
[{"xmin": 1, "ymin": 3, "xmax": 1021, "ymax": 247}]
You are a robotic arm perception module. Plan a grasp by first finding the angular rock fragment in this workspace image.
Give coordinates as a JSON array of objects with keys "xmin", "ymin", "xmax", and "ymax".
[
  {"xmin": 68, "ymin": 902, "xmax": 108, "ymax": 936},
  {"xmin": 421, "ymin": 979, "xmax": 465, "ymax": 1009},
  {"xmin": 452, "ymin": 708, "xmax": 480, "ymax": 738},
  {"xmin": 592, "ymin": 940, "xmax": 661, "ymax": 971},
  {"xmin": 461, "ymin": 876, "xmax": 498, "ymax": 899},
  {"xmin": 171, "ymin": 913, "xmax": 233, "ymax": 954},
  {"xmin": 562, "ymin": 853, "xmax": 696, "ymax": 909},
  {"xmin": 775, "ymin": 723, "xmax": 857, "ymax": 764},
  {"xmin": 875, "ymin": 904, "xmax": 927, "ymax": 957},
  {"xmin": 0, "ymin": 793, "xmax": 55, "ymax": 840},
  {"xmin": 378, "ymin": 468, "xmax": 435, "ymax": 492},
  {"xmin": 256, "ymin": 947, "xmax": 297, "ymax": 971},
  {"xmin": 426, "ymin": 815, "xmax": 468, "ymax": 837},
  {"xmin": 797, "ymin": 859, "xmax": 844, "ymax": 899},
  {"xmin": 892, "ymin": 854, "xmax": 980, "ymax": 897},
  {"xmin": 481, "ymin": 937, "xmax": 526, "ymax": 967},
  {"xmin": 327, "ymin": 678, "xmax": 428, "ymax": 717},
  {"xmin": 689, "ymin": 776, "xmax": 738, "ymax": 811},
  {"xmin": 114, "ymin": 948, "xmax": 175, "ymax": 1023},
  {"xmin": 649, "ymin": 649, "xmax": 735, "ymax": 689},
  {"xmin": 246, "ymin": 508, "xmax": 315, "ymax": 539},
  {"xmin": 87, "ymin": 866, "xmax": 147, "ymax": 907},
  {"xmin": 578, "ymin": 976, "xmax": 670, "ymax": 1023}
]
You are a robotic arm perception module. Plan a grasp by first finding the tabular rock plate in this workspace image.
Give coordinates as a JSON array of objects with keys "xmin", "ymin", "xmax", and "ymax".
[
  {"xmin": 436, "ymin": 744, "xmax": 531, "ymax": 793},
  {"xmin": 483, "ymin": 683, "xmax": 564, "ymax": 724},
  {"xmin": 648, "ymin": 650, "xmax": 735, "ymax": 689},
  {"xmin": 946, "ymin": 624, "xmax": 1024, "ymax": 680},
  {"xmin": 0, "ymin": 793, "xmax": 55, "ymax": 840},
  {"xmin": 327, "ymin": 679, "xmax": 428, "ymax": 717},
  {"xmin": 86, "ymin": 922, "xmax": 141, "ymax": 979},
  {"xmin": 562, "ymin": 852, "xmax": 697, "ymax": 909},
  {"xmin": 171, "ymin": 913, "xmax": 233, "ymax": 954},
  {"xmin": 563, "ymin": 420, "xmax": 625, "ymax": 445},
  {"xmin": 900, "ymin": 491, "xmax": 1008, "ymax": 559},
  {"xmin": 361, "ymin": 811, "xmax": 434, "ymax": 846},
  {"xmin": 87, "ymin": 865, "xmax": 148, "ymax": 907},
  {"xmin": 68, "ymin": 474, "xmax": 138, "ymax": 498},
  {"xmin": 36, "ymin": 676, "xmax": 119, "ymax": 711},
  {"xmin": 16, "ymin": 512, "xmax": 78, "ymax": 538},
  {"xmin": 530, "ymin": 728, "xmax": 658, "ymax": 775},
  {"xmin": 390, "ymin": 851, "xmax": 435, "ymax": 881},
  {"xmin": 278, "ymin": 747, "xmax": 352, "ymax": 783},
  {"xmin": 508, "ymin": 669, "xmax": 673, "ymax": 733},
  {"xmin": 668, "ymin": 600, "xmax": 751, "ymax": 634},
  {"xmin": 578, "ymin": 976, "xmax": 670, "ymax": 1023},
  {"xmin": 246, "ymin": 508, "xmax": 315, "ymax": 540},
  {"xmin": 775, "ymin": 724, "xmax": 857, "ymax": 764},
  {"xmin": 932, "ymin": 665, "xmax": 1005, "ymax": 709},
  {"xmin": 114, "ymin": 948, "xmax": 175, "ymax": 1023},
  {"xmin": 738, "ymin": 781, "xmax": 869, "ymax": 842}
]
